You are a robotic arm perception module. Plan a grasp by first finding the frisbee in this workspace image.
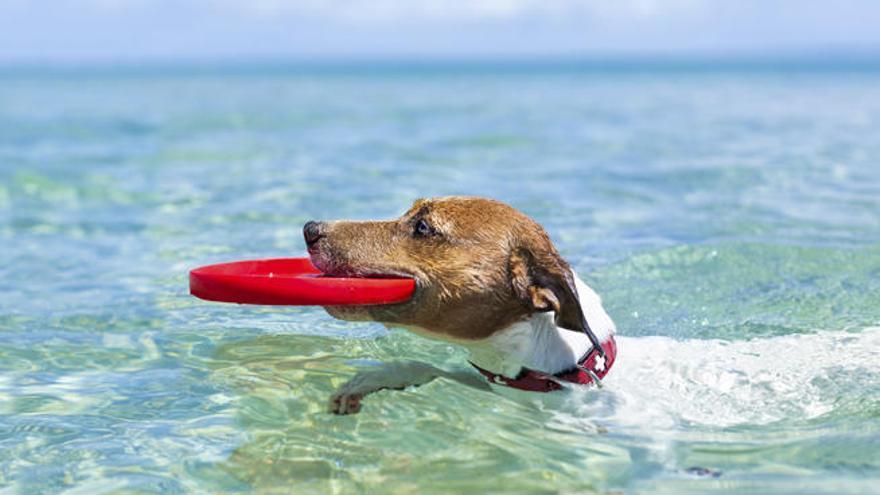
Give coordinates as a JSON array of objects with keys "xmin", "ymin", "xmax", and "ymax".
[{"xmin": 189, "ymin": 258, "xmax": 415, "ymax": 306}]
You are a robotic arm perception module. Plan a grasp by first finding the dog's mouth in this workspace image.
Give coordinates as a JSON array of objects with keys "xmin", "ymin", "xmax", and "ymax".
[
  {"xmin": 321, "ymin": 267, "xmax": 413, "ymax": 280},
  {"xmin": 308, "ymin": 250, "xmax": 416, "ymax": 282},
  {"xmin": 308, "ymin": 250, "xmax": 421, "ymax": 322}
]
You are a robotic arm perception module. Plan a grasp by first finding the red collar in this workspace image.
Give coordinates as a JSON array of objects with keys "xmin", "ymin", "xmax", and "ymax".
[{"xmin": 470, "ymin": 336, "xmax": 617, "ymax": 393}]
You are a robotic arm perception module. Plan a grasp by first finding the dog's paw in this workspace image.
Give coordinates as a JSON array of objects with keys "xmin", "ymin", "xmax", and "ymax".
[{"xmin": 329, "ymin": 392, "xmax": 364, "ymax": 415}]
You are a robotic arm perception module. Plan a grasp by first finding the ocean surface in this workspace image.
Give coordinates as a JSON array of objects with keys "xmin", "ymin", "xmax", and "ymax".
[{"xmin": 1, "ymin": 62, "xmax": 879, "ymax": 494}]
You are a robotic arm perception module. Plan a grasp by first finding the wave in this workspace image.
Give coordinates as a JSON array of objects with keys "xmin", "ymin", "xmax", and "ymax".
[{"xmin": 567, "ymin": 327, "xmax": 880, "ymax": 430}]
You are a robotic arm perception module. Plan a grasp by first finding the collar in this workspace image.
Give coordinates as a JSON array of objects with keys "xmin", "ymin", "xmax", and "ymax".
[{"xmin": 469, "ymin": 335, "xmax": 617, "ymax": 393}]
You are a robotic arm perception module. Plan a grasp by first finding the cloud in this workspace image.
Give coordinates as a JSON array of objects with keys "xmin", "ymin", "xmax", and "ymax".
[
  {"xmin": 53, "ymin": 0, "xmax": 706, "ymax": 23},
  {"xmin": 208, "ymin": 0, "xmax": 708, "ymax": 23}
]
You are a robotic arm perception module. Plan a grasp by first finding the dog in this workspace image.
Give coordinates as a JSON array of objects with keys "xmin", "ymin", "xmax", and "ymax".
[{"xmin": 303, "ymin": 196, "xmax": 617, "ymax": 414}]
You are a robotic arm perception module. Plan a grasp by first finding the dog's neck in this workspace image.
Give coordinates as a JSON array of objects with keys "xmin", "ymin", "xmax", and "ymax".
[{"xmin": 465, "ymin": 274, "xmax": 616, "ymax": 377}]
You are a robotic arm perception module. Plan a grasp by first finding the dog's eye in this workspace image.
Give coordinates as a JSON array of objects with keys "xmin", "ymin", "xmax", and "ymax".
[{"xmin": 413, "ymin": 219, "xmax": 434, "ymax": 237}]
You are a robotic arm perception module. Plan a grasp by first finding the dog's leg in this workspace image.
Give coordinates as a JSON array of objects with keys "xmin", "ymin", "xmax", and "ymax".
[
  {"xmin": 329, "ymin": 361, "xmax": 490, "ymax": 414},
  {"xmin": 329, "ymin": 361, "xmax": 439, "ymax": 414}
]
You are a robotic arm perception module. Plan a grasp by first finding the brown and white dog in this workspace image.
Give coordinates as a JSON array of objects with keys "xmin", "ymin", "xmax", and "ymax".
[{"xmin": 303, "ymin": 196, "xmax": 616, "ymax": 414}]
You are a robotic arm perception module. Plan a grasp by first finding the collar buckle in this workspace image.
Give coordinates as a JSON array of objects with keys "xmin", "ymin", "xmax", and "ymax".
[{"xmin": 577, "ymin": 365, "xmax": 604, "ymax": 388}]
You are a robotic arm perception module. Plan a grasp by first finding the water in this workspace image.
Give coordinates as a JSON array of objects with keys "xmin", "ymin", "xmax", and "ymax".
[{"xmin": 1, "ymin": 63, "xmax": 879, "ymax": 494}]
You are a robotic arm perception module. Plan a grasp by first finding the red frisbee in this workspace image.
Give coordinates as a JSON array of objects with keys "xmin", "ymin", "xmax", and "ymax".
[{"xmin": 189, "ymin": 258, "xmax": 415, "ymax": 306}]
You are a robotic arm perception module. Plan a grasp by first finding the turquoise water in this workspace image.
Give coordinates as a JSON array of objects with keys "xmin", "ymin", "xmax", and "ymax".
[{"xmin": 1, "ymin": 64, "xmax": 879, "ymax": 494}]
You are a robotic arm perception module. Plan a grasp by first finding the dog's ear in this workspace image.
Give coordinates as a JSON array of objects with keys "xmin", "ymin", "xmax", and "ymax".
[{"xmin": 509, "ymin": 241, "xmax": 586, "ymax": 333}]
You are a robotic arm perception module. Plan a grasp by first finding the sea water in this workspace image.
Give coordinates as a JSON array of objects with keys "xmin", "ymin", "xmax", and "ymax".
[{"xmin": 1, "ymin": 62, "xmax": 879, "ymax": 493}]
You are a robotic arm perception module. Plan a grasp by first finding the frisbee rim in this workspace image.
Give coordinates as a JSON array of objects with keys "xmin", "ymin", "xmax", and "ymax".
[{"xmin": 189, "ymin": 257, "xmax": 415, "ymax": 306}]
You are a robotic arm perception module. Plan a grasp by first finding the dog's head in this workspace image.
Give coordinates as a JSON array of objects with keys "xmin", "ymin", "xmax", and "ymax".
[{"xmin": 304, "ymin": 196, "xmax": 588, "ymax": 340}]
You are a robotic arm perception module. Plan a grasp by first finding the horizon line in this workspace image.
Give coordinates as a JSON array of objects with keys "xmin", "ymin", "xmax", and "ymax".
[{"xmin": 2, "ymin": 50, "xmax": 880, "ymax": 74}]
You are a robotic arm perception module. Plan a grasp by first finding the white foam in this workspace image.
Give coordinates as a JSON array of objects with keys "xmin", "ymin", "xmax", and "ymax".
[
  {"xmin": 528, "ymin": 327, "xmax": 880, "ymax": 472},
  {"xmin": 554, "ymin": 327, "xmax": 880, "ymax": 431}
]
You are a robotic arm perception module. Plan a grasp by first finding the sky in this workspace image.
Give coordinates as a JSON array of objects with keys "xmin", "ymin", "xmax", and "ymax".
[{"xmin": 1, "ymin": 0, "xmax": 880, "ymax": 64}]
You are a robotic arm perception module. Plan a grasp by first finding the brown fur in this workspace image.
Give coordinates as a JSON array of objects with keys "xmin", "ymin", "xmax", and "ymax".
[{"xmin": 307, "ymin": 196, "xmax": 588, "ymax": 341}]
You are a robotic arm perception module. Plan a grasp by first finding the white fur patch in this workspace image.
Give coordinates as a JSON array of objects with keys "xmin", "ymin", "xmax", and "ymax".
[{"xmin": 466, "ymin": 271, "xmax": 616, "ymax": 376}]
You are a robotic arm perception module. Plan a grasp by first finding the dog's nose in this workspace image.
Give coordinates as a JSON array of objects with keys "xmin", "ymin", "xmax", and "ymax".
[{"xmin": 303, "ymin": 220, "xmax": 324, "ymax": 247}]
